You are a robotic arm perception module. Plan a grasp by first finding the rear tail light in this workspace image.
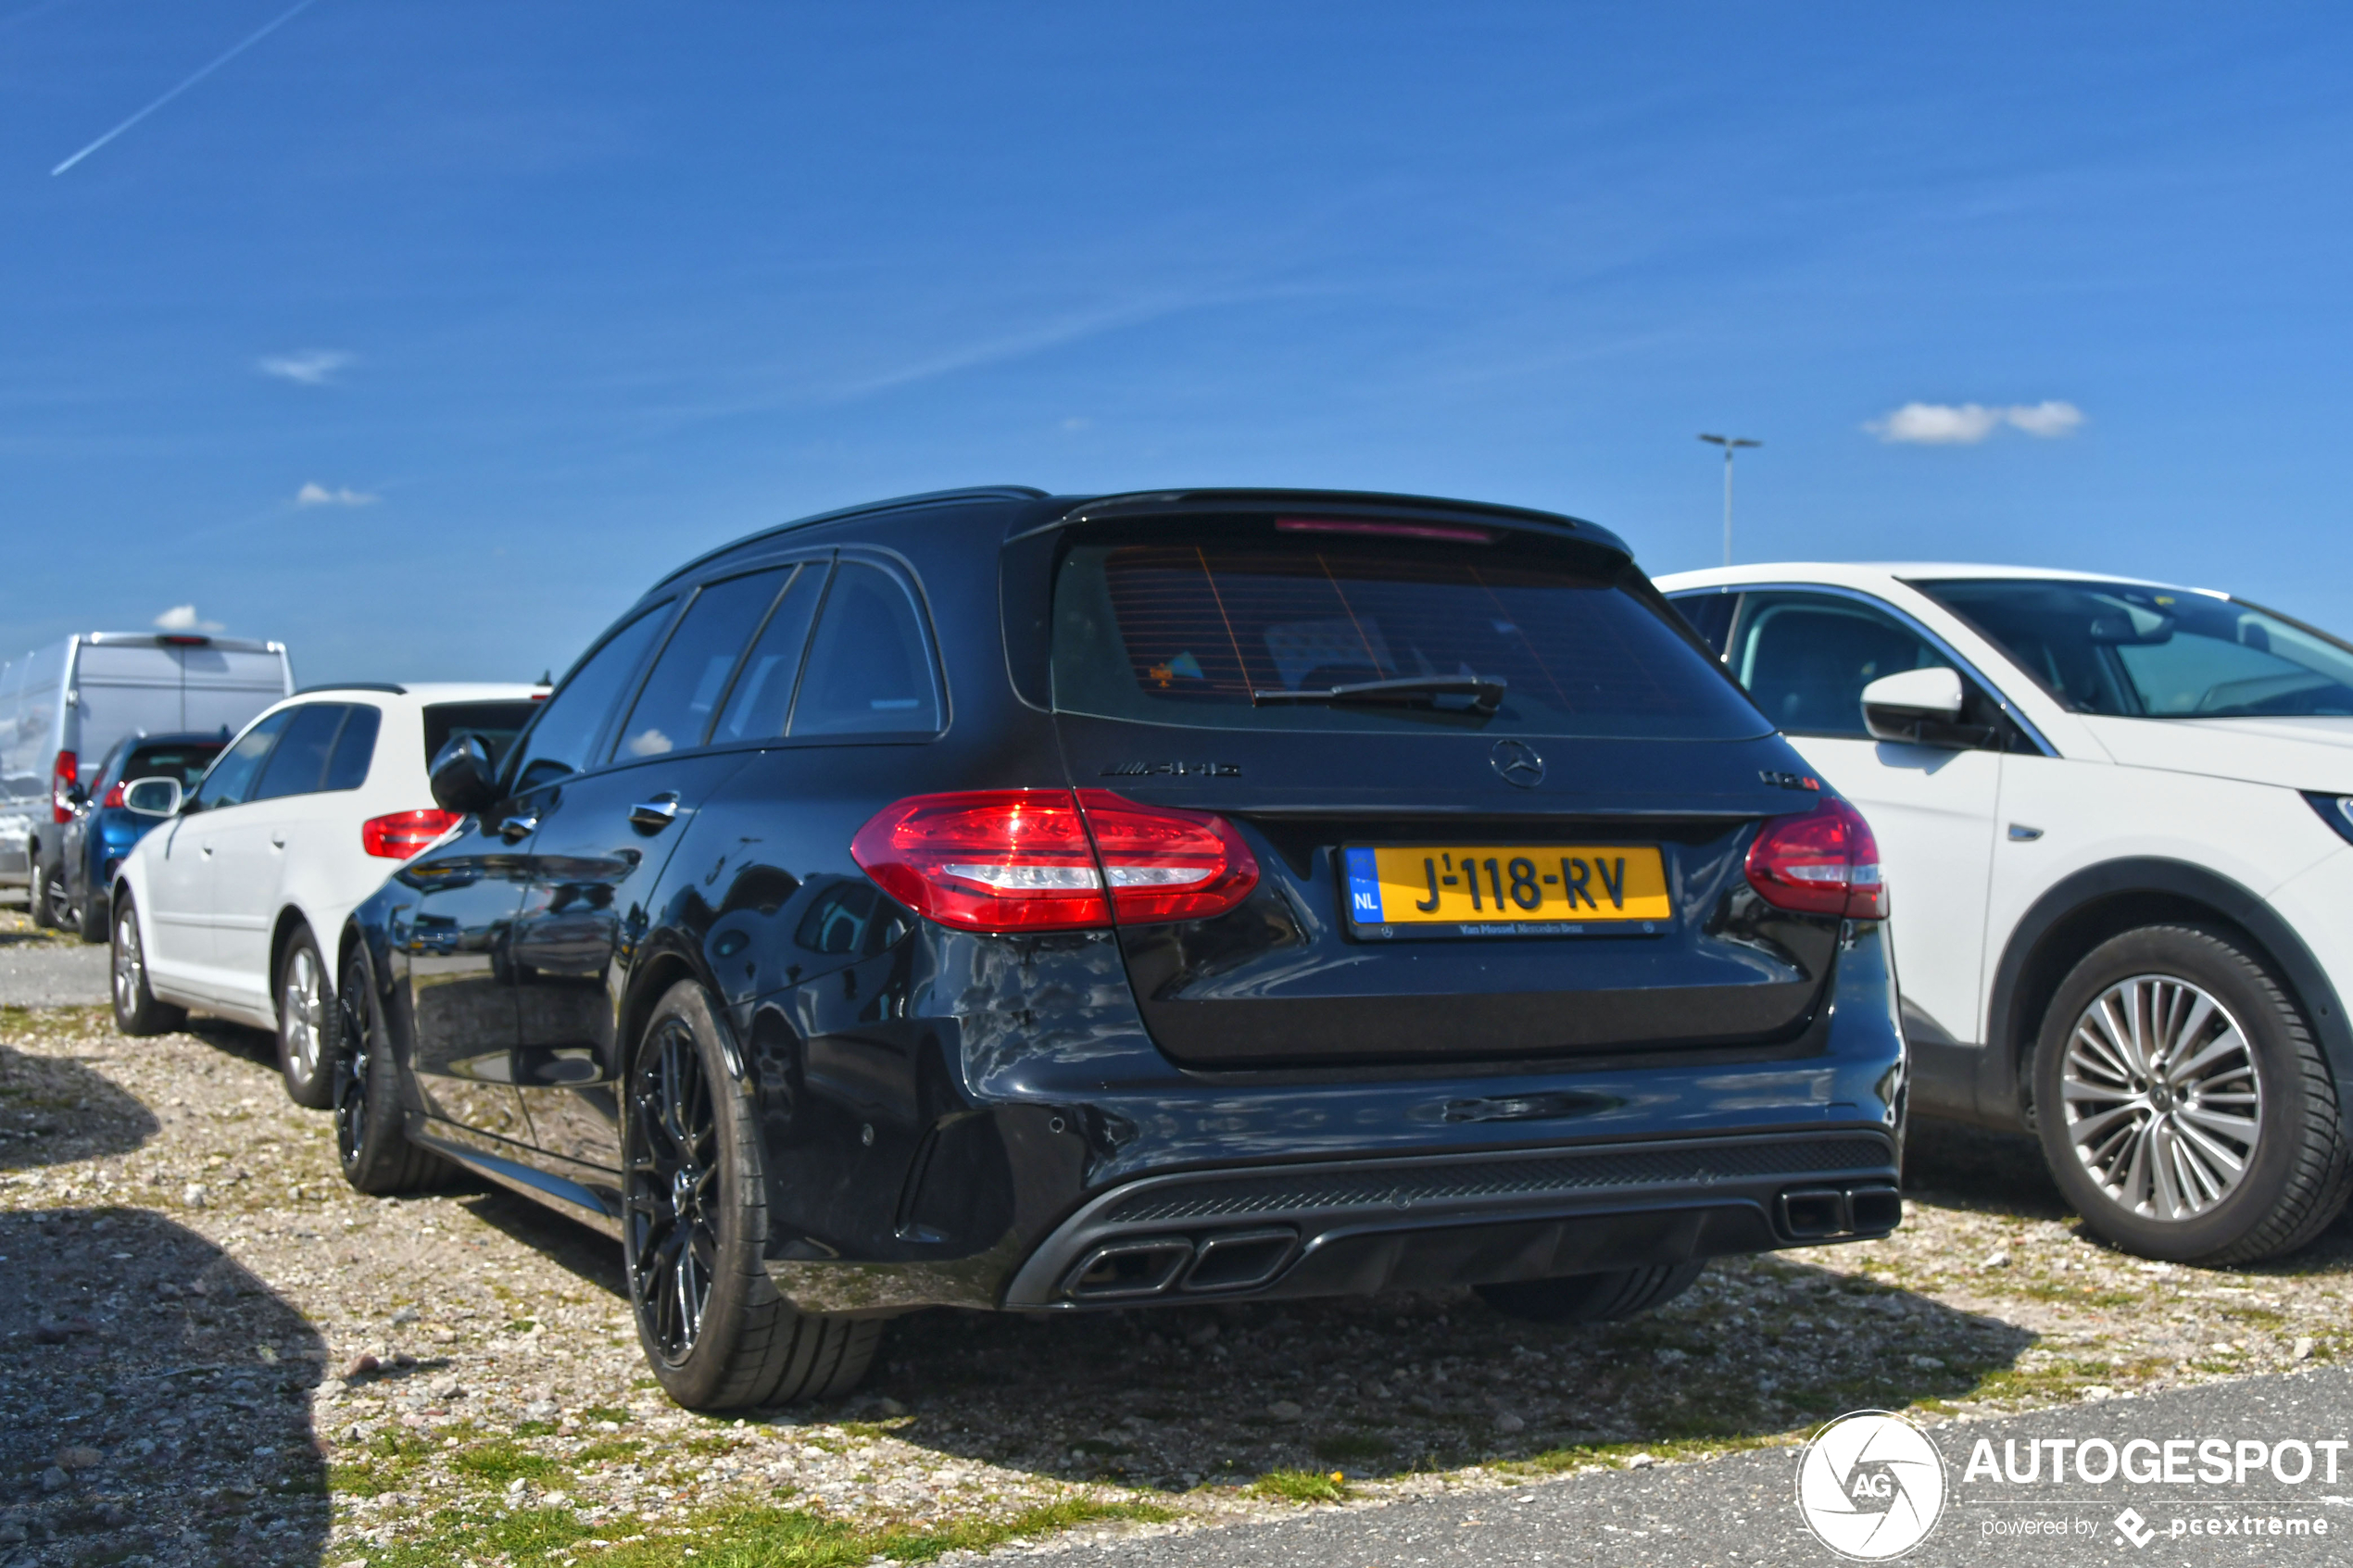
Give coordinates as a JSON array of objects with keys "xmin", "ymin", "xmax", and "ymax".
[
  {"xmin": 362, "ymin": 809, "xmax": 462, "ymax": 859},
  {"xmin": 101, "ymin": 782, "xmax": 126, "ymax": 809},
  {"xmin": 849, "ymin": 789, "xmax": 1260, "ymax": 934},
  {"xmin": 1074, "ymin": 789, "xmax": 1261, "ymax": 923},
  {"xmin": 51, "ymin": 750, "xmax": 77, "ymax": 823},
  {"xmin": 1744, "ymin": 797, "xmax": 1887, "ymax": 919}
]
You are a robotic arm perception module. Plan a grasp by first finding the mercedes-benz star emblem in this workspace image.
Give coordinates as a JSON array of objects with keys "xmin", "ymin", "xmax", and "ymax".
[{"xmin": 1490, "ymin": 739, "xmax": 1545, "ymax": 789}]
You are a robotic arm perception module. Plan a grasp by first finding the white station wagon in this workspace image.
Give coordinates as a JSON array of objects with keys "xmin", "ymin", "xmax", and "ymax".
[
  {"xmin": 109, "ymin": 682, "xmax": 545, "ymax": 1107},
  {"xmin": 1658, "ymin": 563, "xmax": 2353, "ymax": 1265}
]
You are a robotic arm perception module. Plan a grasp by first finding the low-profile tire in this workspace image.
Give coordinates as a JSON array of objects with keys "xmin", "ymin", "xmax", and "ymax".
[
  {"xmin": 110, "ymin": 895, "xmax": 186, "ymax": 1036},
  {"xmin": 31, "ymin": 857, "xmax": 62, "ymax": 930},
  {"xmin": 1477, "ymin": 1261, "xmax": 1708, "ymax": 1324},
  {"xmin": 76, "ymin": 884, "xmax": 108, "ymax": 944},
  {"xmin": 333, "ymin": 946, "xmax": 455, "ymax": 1195},
  {"xmin": 2033, "ymin": 923, "xmax": 2352, "ymax": 1266},
  {"xmin": 275, "ymin": 926, "xmax": 334, "ymax": 1109},
  {"xmin": 624, "ymin": 979, "xmax": 881, "ymax": 1411}
]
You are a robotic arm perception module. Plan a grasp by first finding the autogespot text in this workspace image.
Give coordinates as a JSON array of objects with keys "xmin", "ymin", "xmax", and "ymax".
[{"xmin": 1962, "ymin": 1435, "xmax": 2347, "ymax": 1486}]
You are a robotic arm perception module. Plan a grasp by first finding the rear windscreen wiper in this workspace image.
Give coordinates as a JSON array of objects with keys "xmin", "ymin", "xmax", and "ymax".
[{"xmin": 1251, "ymin": 674, "xmax": 1508, "ymax": 714}]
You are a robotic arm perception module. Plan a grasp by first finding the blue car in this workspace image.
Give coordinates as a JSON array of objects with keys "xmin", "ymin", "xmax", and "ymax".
[{"xmin": 53, "ymin": 732, "xmax": 224, "ymax": 941}]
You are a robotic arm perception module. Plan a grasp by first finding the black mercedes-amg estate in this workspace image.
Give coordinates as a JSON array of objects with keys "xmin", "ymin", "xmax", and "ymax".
[{"xmin": 333, "ymin": 486, "xmax": 1906, "ymax": 1411}]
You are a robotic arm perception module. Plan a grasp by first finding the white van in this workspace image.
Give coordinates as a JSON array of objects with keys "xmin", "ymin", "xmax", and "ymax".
[{"xmin": 0, "ymin": 633, "xmax": 294, "ymax": 915}]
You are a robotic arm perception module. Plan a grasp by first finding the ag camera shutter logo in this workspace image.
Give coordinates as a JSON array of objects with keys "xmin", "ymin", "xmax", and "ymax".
[{"xmin": 1795, "ymin": 1411, "xmax": 1948, "ymax": 1559}]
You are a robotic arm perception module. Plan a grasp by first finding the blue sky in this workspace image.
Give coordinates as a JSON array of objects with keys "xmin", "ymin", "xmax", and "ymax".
[{"xmin": 5, "ymin": 2, "xmax": 2350, "ymax": 684}]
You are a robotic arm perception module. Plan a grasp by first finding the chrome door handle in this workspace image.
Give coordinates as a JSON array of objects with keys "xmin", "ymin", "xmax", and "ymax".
[
  {"xmin": 497, "ymin": 814, "xmax": 539, "ymax": 844},
  {"xmin": 629, "ymin": 795, "xmax": 681, "ymax": 832}
]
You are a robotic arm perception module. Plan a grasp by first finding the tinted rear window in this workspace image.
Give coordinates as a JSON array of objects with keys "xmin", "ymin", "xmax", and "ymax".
[
  {"xmin": 121, "ymin": 743, "xmax": 221, "ymax": 789},
  {"xmin": 1051, "ymin": 535, "xmax": 1765, "ymax": 738},
  {"xmin": 425, "ymin": 701, "xmax": 540, "ymax": 771}
]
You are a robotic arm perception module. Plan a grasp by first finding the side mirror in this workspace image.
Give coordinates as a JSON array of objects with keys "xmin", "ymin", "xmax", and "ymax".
[
  {"xmin": 123, "ymin": 778, "xmax": 182, "ymax": 817},
  {"xmin": 1861, "ymin": 667, "xmax": 1997, "ymax": 748},
  {"xmin": 428, "ymin": 734, "xmax": 501, "ymax": 816}
]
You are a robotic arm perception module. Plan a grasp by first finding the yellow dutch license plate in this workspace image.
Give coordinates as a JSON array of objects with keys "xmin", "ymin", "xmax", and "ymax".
[{"xmin": 1341, "ymin": 844, "xmax": 1671, "ymax": 936}]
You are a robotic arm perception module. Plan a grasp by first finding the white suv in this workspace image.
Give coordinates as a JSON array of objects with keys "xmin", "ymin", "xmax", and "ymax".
[
  {"xmin": 1657, "ymin": 564, "xmax": 2353, "ymax": 1265},
  {"xmin": 109, "ymin": 682, "xmax": 546, "ymax": 1106}
]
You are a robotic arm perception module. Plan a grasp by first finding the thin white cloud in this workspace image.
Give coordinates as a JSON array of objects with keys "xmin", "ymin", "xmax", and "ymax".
[
  {"xmin": 51, "ymin": 0, "xmax": 323, "ymax": 176},
  {"xmin": 154, "ymin": 604, "xmax": 223, "ymax": 633},
  {"xmin": 296, "ymin": 482, "xmax": 377, "ymax": 507},
  {"xmin": 1869, "ymin": 401, "xmax": 2086, "ymax": 445},
  {"xmin": 2004, "ymin": 400, "xmax": 2085, "ymax": 438},
  {"xmin": 258, "ymin": 349, "xmax": 352, "ymax": 386}
]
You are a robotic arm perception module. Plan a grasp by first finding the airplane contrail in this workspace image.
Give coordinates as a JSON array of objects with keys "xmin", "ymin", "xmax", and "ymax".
[{"xmin": 51, "ymin": 0, "xmax": 324, "ymax": 176}]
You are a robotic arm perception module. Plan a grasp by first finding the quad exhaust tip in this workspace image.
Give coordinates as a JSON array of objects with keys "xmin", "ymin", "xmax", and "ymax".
[
  {"xmin": 1779, "ymin": 1184, "xmax": 1902, "ymax": 1241},
  {"xmin": 1061, "ymin": 1227, "xmax": 1300, "ymax": 1301}
]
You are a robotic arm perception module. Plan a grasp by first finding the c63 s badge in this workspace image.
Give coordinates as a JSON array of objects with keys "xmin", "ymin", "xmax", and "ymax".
[{"xmin": 1099, "ymin": 761, "xmax": 1242, "ymax": 778}]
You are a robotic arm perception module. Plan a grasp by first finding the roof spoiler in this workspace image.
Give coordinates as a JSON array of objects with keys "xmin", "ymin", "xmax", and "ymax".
[{"xmin": 1011, "ymin": 487, "xmax": 1630, "ymax": 559}]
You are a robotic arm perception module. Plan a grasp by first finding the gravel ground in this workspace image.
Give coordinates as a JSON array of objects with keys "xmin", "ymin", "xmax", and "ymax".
[
  {"xmin": 7, "ymin": 898, "xmax": 2353, "ymax": 1567},
  {"xmin": 0, "ymin": 906, "xmax": 106, "ymax": 1009}
]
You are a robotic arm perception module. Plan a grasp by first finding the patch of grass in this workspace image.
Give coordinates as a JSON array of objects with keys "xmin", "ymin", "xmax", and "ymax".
[
  {"xmin": 368, "ymin": 1498, "xmax": 1170, "ymax": 1568},
  {"xmin": 451, "ymin": 1441, "xmax": 565, "ymax": 1486},
  {"xmin": 839, "ymin": 1419, "xmax": 910, "ymax": 1441},
  {"xmin": 329, "ymin": 1426, "xmax": 444, "ymax": 1497},
  {"xmin": 677, "ymin": 1434, "xmax": 741, "ymax": 1457},
  {"xmin": 363, "ymin": 1505, "xmax": 594, "ymax": 1568},
  {"xmin": 1313, "ymin": 1433, "xmax": 1393, "ymax": 1462},
  {"xmin": 1518, "ymin": 1431, "xmax": 1786, "ymax": 1474},
  {"xmin": 580, "ymin": 1405, "xmax": 634, "ymax": 1424},
  {"xmin": 574, "ymin": 1438, "xmax": 644, "ymax": 1465},
  {"xmin": 513, "ymin": 1420, "xmax": 560, "ymax": 1438},
  {"xmin": 1251, "ymin": 1468, "xmax": 1348, "ymax": 1503}
]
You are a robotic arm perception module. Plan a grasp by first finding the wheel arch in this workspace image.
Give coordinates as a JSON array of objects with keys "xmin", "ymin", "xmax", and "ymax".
[
  {"xmin": 618, "ymin": 941, "xmax": 733, "ymax": 1079},
  {"xmin": 1985, "ymin": 858, "xmax": 2351, "ymax": 1130},
  {"xmin": 269, "ymin": 905, "xmax": 320, "ymax": 1004}
]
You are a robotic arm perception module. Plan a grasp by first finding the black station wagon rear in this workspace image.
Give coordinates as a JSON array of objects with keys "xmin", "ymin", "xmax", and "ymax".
[{"xmin": 333, "ymin": 487, "xmax": 1907, "ymax": 1410}]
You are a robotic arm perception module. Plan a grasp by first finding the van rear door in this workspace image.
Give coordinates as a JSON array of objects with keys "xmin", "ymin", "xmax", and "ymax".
[
  {"xmin": 74, "ymin": 642, "xmax": 195, "ymax": 764},
  {"xmin": 179, "ymin": 643, "xmax": 293, "ymax": 734}
]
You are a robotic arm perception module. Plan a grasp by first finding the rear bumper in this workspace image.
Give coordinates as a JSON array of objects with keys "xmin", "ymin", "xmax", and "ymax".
[
  {"xmin": 999, "ymin": 1130, "xmax": 1898, "ymax": 1308},
  {"xmin": 749, "ymin": 919, "xmax": 1908, "ymax": 1316}
]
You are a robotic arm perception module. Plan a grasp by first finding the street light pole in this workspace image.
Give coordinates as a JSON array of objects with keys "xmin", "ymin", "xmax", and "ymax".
[{"xmin": 1697, "ymin": 433, "xmax": 1761, "ymax": 567}]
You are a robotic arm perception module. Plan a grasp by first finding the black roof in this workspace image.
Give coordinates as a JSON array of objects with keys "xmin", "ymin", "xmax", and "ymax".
[{"xmin": 652, "ymin": 484, "xmax": 1628, "ymax": 592}]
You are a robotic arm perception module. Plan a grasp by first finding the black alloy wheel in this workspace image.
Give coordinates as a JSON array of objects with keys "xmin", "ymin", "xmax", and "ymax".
[
  {"xmin": 631, "ymin": 1011, "xmax": 721, "ymax": 1361},
  {"xmin": 622, "ymin": 979, "xmax": 880, "ymax": 1411},
  {"xmin": 333, "ymin": 947, "xmax": 451, "ymax": 1195},
  {"xmin": 109, "ymin": 895, "xmax": 185, "ymax": 1036}
]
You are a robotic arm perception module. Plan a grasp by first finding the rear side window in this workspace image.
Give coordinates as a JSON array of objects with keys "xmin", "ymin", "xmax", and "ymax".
[
  {"xmin": 324, "ymin": 706, "xmax": 382, "ymax": 790},
  {"xmin": 253, "ymin": 704, "xmax": 352, "ymax": 800},
  {"xmin": 510, "ymin": 603, "xmax": 672, "ymax": 794},
  {"xmin": 422, "ymin": 702, "xmax": 534, "ymax": 773},
  {"xmin": 190, "ymin": 709, "xmax": 295, "ymax": 810},
  {"xmin": 612, "ymin": 569, "xmax": 791, "ymax": 760},
  {"xmin": 711, "ymin": 564, "xmax": 825, "ymax": 744},
  {"xmin": 789, "ymin": 563, "xmax": 943, "ymax": 736},
  {"xmin": 1051, "ymin": 535, "xmax": 1765, "ymax": 739},
  {"xmin": 1725, "ymin": 593, "xmax": 1954, "ymax": 738}
]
